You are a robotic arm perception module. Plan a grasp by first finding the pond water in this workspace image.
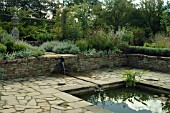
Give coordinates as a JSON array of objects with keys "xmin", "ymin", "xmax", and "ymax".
[{"xmin": 79, "ymin": 87, "xmax": 170, "ymax": 113}]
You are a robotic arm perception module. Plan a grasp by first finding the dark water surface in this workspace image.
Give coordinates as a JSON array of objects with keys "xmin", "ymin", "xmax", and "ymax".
[{"xmin": 79, "ymin": 87, "xmax": 170, "ymax": 113}]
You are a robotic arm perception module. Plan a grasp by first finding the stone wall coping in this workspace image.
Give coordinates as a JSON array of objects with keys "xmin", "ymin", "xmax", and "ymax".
[
  {"xmin": 127, "ymin": 54, "xmax": 170, "ymax": 60},
  {"xmin": 0, "ymin": 53, "xmax": 169, "ymax": 65},
  {"xmin": 42, "ymin": 54, "xmax": 77, "ymax": 58},
  {"xmin": 0, "ymin": 54, "xmax": 78, "ymax": 65},
  {"xmin": 77, "ymin": 54, "xmax": 124, "ymax": 59}
]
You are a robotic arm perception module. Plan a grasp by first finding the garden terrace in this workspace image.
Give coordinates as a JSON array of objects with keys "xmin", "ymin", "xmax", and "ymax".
[{"xmin": 0, "ymin": 67, "xmax": 169, "ymax": 113}]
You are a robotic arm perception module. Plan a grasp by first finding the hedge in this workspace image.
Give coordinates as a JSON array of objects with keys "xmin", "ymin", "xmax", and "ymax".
[{"xmin": 123, "ymin": 46, "xmax": 170, "ymax": 57}]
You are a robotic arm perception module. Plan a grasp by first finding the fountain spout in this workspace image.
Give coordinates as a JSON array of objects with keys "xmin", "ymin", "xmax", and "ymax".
[{"xmin": 60, "ymin": 57, "xmax": 65, "ymax": 75}]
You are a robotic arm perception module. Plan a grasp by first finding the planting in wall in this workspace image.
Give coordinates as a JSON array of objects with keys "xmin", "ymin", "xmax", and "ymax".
[{"xmin": 122, "ymin": 69, "xmax": 147, "ymax": 87}]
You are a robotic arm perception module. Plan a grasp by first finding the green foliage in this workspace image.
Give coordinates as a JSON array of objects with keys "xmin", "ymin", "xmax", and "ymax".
[
  {"xmin": 50, "ymin": 27, "xmax": 63, "ymax": 40},
  {"xmin": 13, "ymin": 41, "xmax": 29, "ymax": 51},
  {"xmin": 122, "ymin": 69, "xmax": 146, "ymax": 87},
  {"xmin": 1, "ymin": 37, "xmax": 15, "ymax": 53},
  {"xmin": 36, "ymin": 33, "xmax": 54, "ymax": 42},
  {"xmin": 0, "ymin": 43, "xmax": 7, "ymax": 53},
  {"xmin": 125, "ymin": 46, "xmax": 170, "ymax": 57},
  {"xmin": 40, "ymin": 41, "xmax": 80, "ymax": 54},
  {"xmin": 130, "ymin": 27, "xmax": 146, "ymax": 46},
  {"xmin": 40, "ymin": 41, "xmax": 59, "ymax": 52},
  {"xmin": 19, "ymin": 25, "xmax": 54, "ymax": 42},
  {"xmin": 0, "ymin": 21, "xmax": 13, "ymax": 33},
  {"xmin": 29, "ymin": 47, "xmax": 45, "ymax": 57},
  {"xmin": 14, "ymin": 50, "xmax": 32, "ymax": 58},
  {"xmin": 0, "ymin": 53, "xmax": 3, "ymax": 60},
  {"xmin": 154, "ymin": 33, "xmax": 170, "ymax": 48},
  {"xmin": 144, "ymin": 43, "xmax": 160, "ymax": 48},
  {"xmin": 140, "ymin": 0, "xmax": 164, "ymax": 34},
  {"xmin": 19, "ymin": 25, "xmax": 40, "ymax": 40},
  {"xmin": 65, "ymin": 23, "xmax": 83, "ymax": 40},
  {"xmin": 0, "ymin": 31, "xmax": 45, "ymax": 59},
  {"xmin": 0, "ymin": 48, "xmax": 44, "ymax": 60},
  {"xmin": 115, "ymin": 27, "xmax": 134, "ymax": 44},
  {"xmin": 166, "ymin": 26, "xmax": 170, "ymax": 35},
  {"xmin": 81, "ymin": 49, "xmax": 97, "ymax": 55},
  {"xmin": 3, "ymin": 52, "xmax": 16, "ymax": 60},
  {"xmin": 52, "ymin": 41, "xmax": 80, "ymax": 54},
  {"xmin": 76, "ymin": 39, "xmax": 89, "ymax": 51},
  {"xmin": 88, "ymin": 30, "xmax": 121, "ymax": 51},
  {"xmin": 118, "ymin": 42, "xmax": 129, "ymax": 52}
]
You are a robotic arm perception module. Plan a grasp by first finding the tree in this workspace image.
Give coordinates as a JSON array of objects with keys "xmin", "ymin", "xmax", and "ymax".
[
  {"xmin": 140, "ymin": 0, "xmax": 164, "ymax": 34},
  {"xmin": 98, "ymin": 0, "xmax": 134, "ymax": 31},
  {"xmin": 161, "ymin": 1, "xmax": 170, "ymax": 33},
  {"xmin": 0, "ymin": 0, "xmax": 59, "ymax": 18}
]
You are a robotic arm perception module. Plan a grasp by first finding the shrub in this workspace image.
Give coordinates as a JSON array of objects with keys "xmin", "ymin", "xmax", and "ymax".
[
  {"xmin": 13, "ymin": 41, "xmax": 29, "ymax": 51},
  {"xmin": 0, "ymin": 53, "xmax": 4, "ymax": 60},
  {"xmin": 115, "ymin": 27, "xmax": 134, "ymax": 44},
  {"xmin": 40, "ymin": 41, "xmax": 60, "ymax": 52},
  {"xmin": 125, "ymin": 46, "xmax": 170, "ymax": 57},
  {"xmin": 50, "ymin": 27, "xmax": 63, "ymax": 40},
  {"xmin": 1, "ymin": 48, "xmax": 44, "ymax": 60},
  {"xmin": 0, "ymin": 43, "xmax": 7, "ymax": 53},
  {"xmin": 81, "ymin": 49, "xmax": 97, "ymax": 55},
  {"xmin": 154, "ymin": 33, "xmax": 170, "ymax": 48},
  {"xmin": 3, "ymin": 52, "xmax": 16, "ymax": 60},
  {"xmin": 88, "ymin": 30, "xmax": 108, "ymax": 50},
  {"xmin": 40, "ymin": 41, "xmax": 80, "ymax": 54},
  {"xmin": 14, "ymin": 50, "xmax": 32, "ymax": 58},
  {"xmin": 130, "ymin": 27, "xmax": 146, "ymax": 46},
  {"xmin": 64, "ymin": 23, "xmax": 83, "ymax": 40},
  {"xmin": 76, "ymin": 39, "xmax": 88, "ymax": 51},
  {"xmin": 29, "ymin": 47, "xmax": 45, "ymax": 57},
  {"xmin": 4, "ymin": 39, "xmax": 15, "ymax": 53},
  {"xmin": 52, "ymin": 41, "xmax": 80, "ymax": 54},
  {"xmin": 36, "ymin": 33, "xmax": 54, "ymax": 42},
  {"xmin": 88, "ymin": 30, "xmax": 120, "ymax": 51}
]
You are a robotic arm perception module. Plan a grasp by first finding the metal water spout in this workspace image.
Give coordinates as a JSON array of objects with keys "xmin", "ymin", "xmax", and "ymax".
[
  {"xmin": 58, "ymin": 57, "xmax": 66, "ymax": 85},
  {"xmin": 60, "ymin": 57, "xmax": 65, "ymax": 75}
]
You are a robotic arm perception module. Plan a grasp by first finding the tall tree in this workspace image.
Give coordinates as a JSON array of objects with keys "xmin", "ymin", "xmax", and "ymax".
[
  {"xmin": 100, "ymin": 0, "xmax": 134, "ymax": 31},
  {"xmin": 140, "ymin": 0, "xmax": 164, "ymax": 34}
]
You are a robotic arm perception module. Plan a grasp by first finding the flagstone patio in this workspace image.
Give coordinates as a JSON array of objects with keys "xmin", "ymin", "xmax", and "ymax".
[{"xmin": 0, "ymin": 67, "xmax": 169, "ymax": 113}]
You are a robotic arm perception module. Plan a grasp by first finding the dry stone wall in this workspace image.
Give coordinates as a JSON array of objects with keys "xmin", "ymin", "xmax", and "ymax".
[
  {"xmin": 127, "ymin": 54, "xmax": 170, "ymax": 72},
  {"xmin": 0, "ymin": 54, "xmax": 169, "ymax": 79}
]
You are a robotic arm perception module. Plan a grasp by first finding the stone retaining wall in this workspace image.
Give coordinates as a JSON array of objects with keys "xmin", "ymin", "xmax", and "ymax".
[
  {"xmin": 0, "ymin": 54, "xmax": 169, "ymax": 79},
  {"xmin": 127, "ymin": 54, "xmax": 170, "ymax": 72}
]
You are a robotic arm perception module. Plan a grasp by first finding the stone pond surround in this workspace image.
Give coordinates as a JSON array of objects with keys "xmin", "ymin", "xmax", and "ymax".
[{"xmin": 0, "ymin": 54, "xmax": 169, "ymax": 79}]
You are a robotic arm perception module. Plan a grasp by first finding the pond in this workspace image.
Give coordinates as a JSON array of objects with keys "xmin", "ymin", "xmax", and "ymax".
[{"xmin": 79, "ymin": 87, "xmax": 170, "ymax": 113}]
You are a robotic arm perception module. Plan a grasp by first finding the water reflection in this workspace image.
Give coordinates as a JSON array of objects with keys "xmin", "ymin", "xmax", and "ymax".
[{"xmin": 80, "ymin": 87, "xmax": 170, "ymax": 113}]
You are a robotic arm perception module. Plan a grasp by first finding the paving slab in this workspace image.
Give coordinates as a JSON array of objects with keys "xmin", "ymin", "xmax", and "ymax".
[
  {"xmin": 50, "ymin": 108, "xmax": 62, "ymax": 113},
  {"xmin": 0, "ymin": 67, "xmax": 169, "ymax": 113},
  {"xmin": 53, "ymin": 92, "xmax": 81, "ymax": 102},
  {"xmin": 24, "ymin": 108, "xmax": 43, "ymax": 113},
  {"xmin": 37, "ymin": 88, "xmax": 60, "ymax": 94},
  {"xmin": 67, "ymin": 101, "xmax": 92, "ymax": 108},
  {"xmin": 64, "ymin": 108, "xmax": 84, "ymax": 113}
]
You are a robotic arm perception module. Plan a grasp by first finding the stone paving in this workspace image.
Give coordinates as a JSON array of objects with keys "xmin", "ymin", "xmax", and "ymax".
[
  {"xmin": 70, "ymin": 67, "xmax": 170, "ymax": 90},
  {"xmin": 0, "ymin": 67, "xmax": 170, "ymax": 113}
]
